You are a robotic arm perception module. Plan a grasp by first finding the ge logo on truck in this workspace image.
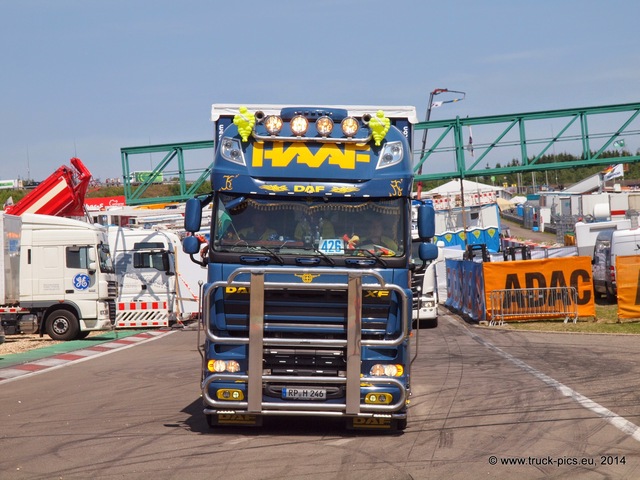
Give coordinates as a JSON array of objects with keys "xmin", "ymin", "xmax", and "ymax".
[{"xmin": 73, "ymin": 273, "xmax": 91, "ymax": 291}]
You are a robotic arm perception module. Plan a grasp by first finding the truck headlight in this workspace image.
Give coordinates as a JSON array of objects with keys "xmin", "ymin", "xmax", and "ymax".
[
  {"xmin": 377, "ymin": 141, "xmax": 403, "ymax": 169},
  {"xmin": 221, "ymin": 137, "xmax": 245, "ymax": 165},
  {"xmin": 370, "ymin": 364, "xmax": 404, "ymax": 377},
  {"xmin": 208, "ymin": 359, "xmax": 241, "ymax": 373}
]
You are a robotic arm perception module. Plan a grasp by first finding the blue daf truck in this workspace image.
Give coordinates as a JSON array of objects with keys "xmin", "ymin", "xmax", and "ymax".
[{"xmin": 182, "ymin": 104, "xmax": 438, "ymax": 431}]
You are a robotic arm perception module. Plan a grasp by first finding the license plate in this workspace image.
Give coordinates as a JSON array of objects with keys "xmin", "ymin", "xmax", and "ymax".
[{"xmin": 283, "ymin": 387, "xmax": 327, "ymax": 400}]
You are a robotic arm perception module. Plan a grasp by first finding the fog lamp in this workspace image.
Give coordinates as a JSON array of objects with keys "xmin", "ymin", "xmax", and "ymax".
[
  {"xmin": 365, "ymin": 393, "xmax": 392, "ymax": 404},
  {"xmin": 316, "ymin": 116, "xmax": 334, "ymax": 136},
  {"xmin": 264, "ymin": 115, "xmax": 283, "ymax": 135},
  {"xmin": 216, "ymin": 389, "xmax": 244, "ymax": 401},
  {"xmin": 290, "ymin": 115, "xmax": 309, "ymax": 136},
  {"xmin": 341, "ymin": 117, "xmax": 359, "ymax": 137}
]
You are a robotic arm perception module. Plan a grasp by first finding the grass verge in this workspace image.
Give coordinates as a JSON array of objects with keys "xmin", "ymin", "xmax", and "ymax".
[{"xmin": 500, "ymin": 303, "xmax": 640, "ymax": 334}]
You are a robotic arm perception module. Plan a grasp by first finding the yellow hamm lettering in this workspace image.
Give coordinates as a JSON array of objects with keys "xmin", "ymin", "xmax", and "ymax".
[{"xmin": 253, "ymin": 142, "xmax": 370, "ymax": 169}]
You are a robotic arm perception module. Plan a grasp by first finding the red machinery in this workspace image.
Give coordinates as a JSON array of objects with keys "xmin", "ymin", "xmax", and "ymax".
[{"xmin": 5, "ymin": 157, "xmax": 92, "ymax": 217}]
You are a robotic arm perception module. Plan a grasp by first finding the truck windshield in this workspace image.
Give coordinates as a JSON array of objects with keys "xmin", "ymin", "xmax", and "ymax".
[
  {"xmin": 99, "ymin": 242, "xmax": 115, "ymax": 273},
  {"xmin": 212, "ymin": 194, "xmax": 405, "ymax": 257}
]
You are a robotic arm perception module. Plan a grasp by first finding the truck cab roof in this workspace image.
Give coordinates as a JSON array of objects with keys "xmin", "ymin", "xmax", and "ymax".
[{"xmin": 211, "ymin": 104, "xmax": 419, "ymax": 123}]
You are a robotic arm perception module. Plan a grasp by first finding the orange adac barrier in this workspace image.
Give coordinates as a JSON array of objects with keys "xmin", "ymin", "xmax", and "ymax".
[
  {"xmin": 616, "ymin": 256, "xmax": 640, "ymax": 319},
  {"xmin": 483, "ymin": 257, "xmax": 595, "ymax": 320}
]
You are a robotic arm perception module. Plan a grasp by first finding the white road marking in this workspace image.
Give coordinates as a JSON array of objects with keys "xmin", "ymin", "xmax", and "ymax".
[
  {"xmin": 449, "ymin": 317, "xmax": 640, "ymax": 443},
  {"xmin": 0, "ymin": 330, "xmax": 176, "ymax": 385}
]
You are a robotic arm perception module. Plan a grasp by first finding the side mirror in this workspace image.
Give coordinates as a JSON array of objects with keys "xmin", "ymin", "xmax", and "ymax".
[
  {"xmin": 419, "ymin": 242, "xmax": 439, "ymax": 262},
  {"xmin": 417, "ymin": 202, "xmax": 435, "ymax": 240},
  {"xmin": 184, "ymin": 197, "xmax": 203, "ymax": 233},
  {"xmin": 183, "ymin": 235, "xmax": 201, "ymax": 255}
]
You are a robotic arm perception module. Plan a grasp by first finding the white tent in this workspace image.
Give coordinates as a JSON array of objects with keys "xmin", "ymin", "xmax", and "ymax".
[
  {"xmin": 510, "ymin": 195, "xmax": 528, "ymax": 205},
  {"xmin": 424, "ymin": 179, "xmax": 503, "ymax": 196}
]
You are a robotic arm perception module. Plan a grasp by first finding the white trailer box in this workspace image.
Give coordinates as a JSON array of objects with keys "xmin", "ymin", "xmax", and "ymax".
[
  {"xmin": 574, "ymin": 219, "xmax": 632, "ymax": 257},
  {"xmin": 0, "ymin": 213, "xmax": 21, "ymax": 305},
  {"xmin": 0, "ymin": 213, "xmax": 22, "ymax": 343}
]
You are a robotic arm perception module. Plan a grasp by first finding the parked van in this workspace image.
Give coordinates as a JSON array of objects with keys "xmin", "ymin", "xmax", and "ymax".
[{"xmin": 592, "ymin": 228, "xmax": 640, "ymax": 300}]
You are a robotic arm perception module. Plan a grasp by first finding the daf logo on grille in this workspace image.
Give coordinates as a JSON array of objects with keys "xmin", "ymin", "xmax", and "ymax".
[{"xmin": 295, "ymin": 273, "xmax": 321, "ymax": 283}]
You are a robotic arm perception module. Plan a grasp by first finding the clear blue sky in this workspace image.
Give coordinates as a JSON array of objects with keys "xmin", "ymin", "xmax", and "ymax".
[{"xmin": 2, "ymin": 0, "xmax": 638, "ymax": 182}]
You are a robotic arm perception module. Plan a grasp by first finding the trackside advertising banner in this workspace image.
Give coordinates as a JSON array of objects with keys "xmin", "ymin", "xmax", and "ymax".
[
  {"xmin": 445, "ymin": 259, "xmax": 486, "ymax": 321},
  {"xmin": 616, "ymin": 256, "xmax": 640, "ymax": 319},
  {"xmin": 483, "ymin": 257, "xmax": 595, "ymax": 319}
]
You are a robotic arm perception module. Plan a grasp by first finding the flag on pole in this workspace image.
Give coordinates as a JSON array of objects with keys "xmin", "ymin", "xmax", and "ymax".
[
  {"xmin": 430, "ymin": 101, "xmax": 443, "ymax": 109},
  {"xmin": 467, "ymin": 126, "xmax": 474, "ymax": 157},
  {"xmin": 602, "ymin": 164, "xmax": 624, "ymax": 181}
]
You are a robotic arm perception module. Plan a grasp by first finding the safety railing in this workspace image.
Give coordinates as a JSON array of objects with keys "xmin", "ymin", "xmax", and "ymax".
[{"xmin": 489, "ymin": 287, "xmax": 578, "ymax": 326}]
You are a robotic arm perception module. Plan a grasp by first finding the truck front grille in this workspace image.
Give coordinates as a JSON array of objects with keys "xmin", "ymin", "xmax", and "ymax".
[
  {"xmin": 263, "ymin": 347, "xmax": 345, "ymax": 375},
  {"xmin": 107, "ymin": 300, "xmax": 116, "ymax": 325},
  {"xmin": 222, "ymin": 287, "xmax": 393, "ymax": 340},
  {"xmin": 107, "ymin": 280, "xmax": 118, "ymax": 297}
]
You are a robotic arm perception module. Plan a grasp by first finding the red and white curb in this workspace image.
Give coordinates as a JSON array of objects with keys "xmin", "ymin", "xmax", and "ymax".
[{"xmin": 0, "ymin": 330, "xmax": 175, "ymax": 384}]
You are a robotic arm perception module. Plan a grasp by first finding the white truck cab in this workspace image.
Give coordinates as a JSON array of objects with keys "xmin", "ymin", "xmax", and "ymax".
[
  {"xmin": 108, "ymin": 226, "xmax": 204, "ymax": 327},
  {"xmin": 5, "ymin": 213, "xmax": 117, "ymax": 340}
]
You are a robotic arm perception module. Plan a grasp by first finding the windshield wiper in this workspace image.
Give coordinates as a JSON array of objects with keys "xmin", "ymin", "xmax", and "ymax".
[
  {"xmin": 346, "ymin": 248, "xmax": 388, "ymax": 268},
  {"xmin": 306, "ymin": 245, "xmax": 335, "ymax": 266},
  {"xmin": 255, "ymin": 245, "xmax": 285, "ymax": 265}
]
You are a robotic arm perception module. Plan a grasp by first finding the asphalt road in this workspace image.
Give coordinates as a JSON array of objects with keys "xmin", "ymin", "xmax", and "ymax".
[
  {"xmin": 501, "ymin": 218, "xmax": 559, "ymax": 245},
  {"xmin": 1, "ymin": 315, "xmax": 640, "ymax": 479}
]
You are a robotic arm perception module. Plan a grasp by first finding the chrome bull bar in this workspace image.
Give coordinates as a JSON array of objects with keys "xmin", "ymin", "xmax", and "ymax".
[{"xmin": 201, "ymin": 267, "xmax": 411, "ymax": 416}]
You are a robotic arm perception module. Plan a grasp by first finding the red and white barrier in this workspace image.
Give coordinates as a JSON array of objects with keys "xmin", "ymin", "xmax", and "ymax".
[{"xmin": 116, "ymin": 301, "xmax": 170, "ymax": 328}]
